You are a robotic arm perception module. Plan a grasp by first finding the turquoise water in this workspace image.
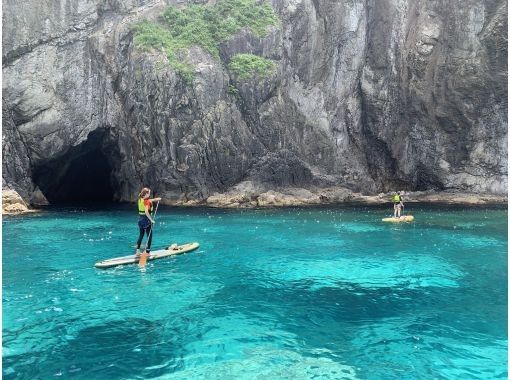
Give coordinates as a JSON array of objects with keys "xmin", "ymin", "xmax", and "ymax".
[{"xmin": 2, "ymin": 204, "xmax": 507, "ymax": 379}]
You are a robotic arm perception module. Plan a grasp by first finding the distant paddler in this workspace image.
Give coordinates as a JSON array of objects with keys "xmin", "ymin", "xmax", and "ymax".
[
  {"xmin": 135, "ymin": 187, "xmax": 161, "ymax": 264},
  {"xmin": 392, "ymin": 191, "xmax": 404, "ymax": 218}
]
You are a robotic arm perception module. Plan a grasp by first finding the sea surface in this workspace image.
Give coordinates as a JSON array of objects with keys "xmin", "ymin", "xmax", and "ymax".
[{"xmin": 2, "ymin": 203, "xmax": 508, "ymax": 379}]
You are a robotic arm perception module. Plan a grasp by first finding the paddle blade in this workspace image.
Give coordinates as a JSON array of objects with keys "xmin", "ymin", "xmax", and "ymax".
[{"xmin": 139, "ymin": 252, "xmax": 148, "ymax": 267}]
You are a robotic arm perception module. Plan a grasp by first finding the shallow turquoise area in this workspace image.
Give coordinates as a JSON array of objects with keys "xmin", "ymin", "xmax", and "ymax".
[{"xmin": 2, "ymin": 204, "xmax": 508, "ymax": 379}]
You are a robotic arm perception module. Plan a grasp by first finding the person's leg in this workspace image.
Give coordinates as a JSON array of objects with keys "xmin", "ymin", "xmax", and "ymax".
[
  {"xmin": 146, "ymin": 224, "xmax": 153, "ymax": 252},
  {"xmin": 394, "ymin": 204, "xmax": 397, "ymax": 218},
  {"xmin": 136, "ymin": 227, "xmax": 145, "ymax": 250},
  {"xmin": 397, "ymin": 205, "xmax": 401, "ymax": 217}
]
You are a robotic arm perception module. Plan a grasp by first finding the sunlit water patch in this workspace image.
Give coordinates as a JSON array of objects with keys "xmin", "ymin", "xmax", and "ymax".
[{"xmin": 3, "ymin": 203, "xmax": 507, "ymax": 379}]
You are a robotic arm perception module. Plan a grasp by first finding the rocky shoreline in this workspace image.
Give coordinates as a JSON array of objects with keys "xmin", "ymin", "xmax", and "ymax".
[
  {"xmin": 4, "ymin": 184, "xmax": 506, "ymax": 216},
  {"xmin": 2, "ymin": 190, "xmax": 39, "ymax": 215},
  {"xmin": 191, "ymin": 186, "xmax": 508, "ymax": 208}
]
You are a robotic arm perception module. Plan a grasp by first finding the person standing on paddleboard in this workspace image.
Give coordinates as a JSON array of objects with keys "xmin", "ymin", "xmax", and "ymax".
[
  {"xmin": 136, "ymin": 187, "xmax": 161, "ymax": 258},
  {"xmin": 392, "ymin": 191, "xmax": 404, "ymax": 218}
]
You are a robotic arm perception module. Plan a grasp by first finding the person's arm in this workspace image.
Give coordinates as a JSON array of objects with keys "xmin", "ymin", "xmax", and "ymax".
[{"xmin": 150, "ymin": 197, "xmax": 162, "ymax": 202}]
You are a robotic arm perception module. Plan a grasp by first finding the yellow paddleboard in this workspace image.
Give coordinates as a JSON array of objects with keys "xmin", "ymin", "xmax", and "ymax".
[{"xmin": 382, "ymin": 215, "xmax": 414, "ymax": 223}]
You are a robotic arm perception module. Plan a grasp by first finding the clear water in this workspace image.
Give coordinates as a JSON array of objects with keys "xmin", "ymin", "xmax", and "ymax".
[{"xmin": 2, "ymin": 203, "xmax": 507, "ymax": 379}]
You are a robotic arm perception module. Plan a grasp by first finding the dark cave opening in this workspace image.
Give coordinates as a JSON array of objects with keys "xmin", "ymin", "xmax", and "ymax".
[{"xmin": 33, "ymin": 129, "xmax": 116, "ymax": 203}]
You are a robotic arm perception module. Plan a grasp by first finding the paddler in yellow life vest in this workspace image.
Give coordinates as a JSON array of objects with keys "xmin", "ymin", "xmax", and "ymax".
[
  {"xmin": 392, "ymin": 191, "xmax": 404, "ymax": 218},
  {"xmin": 135, "ymin": 187, "xmax": 161, "ymax": 258}
]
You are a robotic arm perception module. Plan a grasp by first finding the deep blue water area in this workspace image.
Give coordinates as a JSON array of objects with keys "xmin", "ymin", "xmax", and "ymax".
[{"xmin": 2, "ymin": 203, "xmax": 508, "ymax": 379}]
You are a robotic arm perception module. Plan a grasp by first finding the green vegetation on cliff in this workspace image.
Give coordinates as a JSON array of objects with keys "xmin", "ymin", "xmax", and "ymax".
[
  {"xmin": 228, "ymin": 54, "xmax": 276, "ymax": 79},
  {"xmin": 133, "ymin": 0, "xmax": 279, "ymax": 82}
]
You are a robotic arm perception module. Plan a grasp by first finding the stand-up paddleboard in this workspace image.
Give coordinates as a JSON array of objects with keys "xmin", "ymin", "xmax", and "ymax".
[
  {"xmin": 95, "ymin": 242, "xmax": 200, "ymax": 269},
  {"xmin": 382, "ymin": 215, "xmax": 414, "ymax": 222}
]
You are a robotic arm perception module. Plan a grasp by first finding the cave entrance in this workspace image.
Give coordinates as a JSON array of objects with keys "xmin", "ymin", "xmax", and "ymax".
[{"xmin": 33, "ymin": 129, "xmax": 117, "ymax": 203}]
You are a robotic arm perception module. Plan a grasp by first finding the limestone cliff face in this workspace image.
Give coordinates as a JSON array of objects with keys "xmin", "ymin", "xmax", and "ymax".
[
  {"xmin": 2, "ymin": 0, "xmax": 507, "ymax": 204},
  {"xmin": 360, "ymin": 0, "xmax": 507, "ymax": 193},
  {"xmin": 2, "ymin": 101, "xmax": 33, "ymax": 200}
]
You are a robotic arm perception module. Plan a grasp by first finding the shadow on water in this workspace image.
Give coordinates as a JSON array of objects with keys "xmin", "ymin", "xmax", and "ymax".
[
  {"xmin": 3, "ymin": 318, "xmax": 190, "ymax": 379},
  {"xmin": 207, "ymin": 271, "xmax": 507, "ymax": 337}
]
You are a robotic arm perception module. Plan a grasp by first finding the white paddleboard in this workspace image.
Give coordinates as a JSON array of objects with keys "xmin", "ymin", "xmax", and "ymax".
[{"xmin": 95, "ymin": 242, "xmax": 200, "ymax": 269}]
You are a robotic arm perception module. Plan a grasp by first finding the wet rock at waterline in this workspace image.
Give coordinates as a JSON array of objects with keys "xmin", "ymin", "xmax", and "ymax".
[
  {"xmin": 2, "ymin": 189, "xmax": 37, "ymax": 215},
  {"xmin": 2, "ymin": 0, "xmax": 507, "ymax": 208}
]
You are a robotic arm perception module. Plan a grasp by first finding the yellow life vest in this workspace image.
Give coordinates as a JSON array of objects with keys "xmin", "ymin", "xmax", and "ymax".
[
  {"xmin": 392, "ymin": 194, "xmax": 401, "ymax": 203},
  {"xmin": 138, "ymin": 198, "xmax": 152, "ymax": 215}
]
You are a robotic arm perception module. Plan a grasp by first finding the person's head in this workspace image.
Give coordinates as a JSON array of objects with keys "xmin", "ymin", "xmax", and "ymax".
[
  {"xmin": 139, "ymin": 187, "xmax": 151, "ymax": 199},
  {"xmin": 397, "ymin": 191, "xmax": 400, "ymax": 195}
]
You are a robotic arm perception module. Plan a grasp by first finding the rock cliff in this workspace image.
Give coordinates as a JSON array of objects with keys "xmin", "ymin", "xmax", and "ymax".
[{"xmin": 2, "ymin": 0, "xmax": 507, "ymax": 206}]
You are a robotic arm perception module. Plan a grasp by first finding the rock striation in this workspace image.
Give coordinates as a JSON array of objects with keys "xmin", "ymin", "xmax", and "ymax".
[{"xmin": 2, "ymin": 0, "xmax": 507, "ymax": 208}]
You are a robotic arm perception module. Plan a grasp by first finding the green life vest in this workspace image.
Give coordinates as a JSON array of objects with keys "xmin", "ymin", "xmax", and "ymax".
[
  {"xmin": 138, "ymin": 198, "xmax": 152, "ymax": 215},
  {"xmin": 392, "ymin": 194, "xmax": 401, "ymax": 203}
]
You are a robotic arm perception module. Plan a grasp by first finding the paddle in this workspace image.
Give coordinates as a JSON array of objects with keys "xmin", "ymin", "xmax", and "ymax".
[{"xmin": 139, "ymin": 199, "xmax": 160, "ymax": 268}]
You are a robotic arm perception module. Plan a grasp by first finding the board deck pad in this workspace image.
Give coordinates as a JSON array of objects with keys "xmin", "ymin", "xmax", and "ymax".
[
  {"xmin": 95, "ymin": 242, "xmax": 200, "ymax": 269},
  {"xmin": 382, "ymin": 215, "xmax": 415, "ymax": 222}
]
